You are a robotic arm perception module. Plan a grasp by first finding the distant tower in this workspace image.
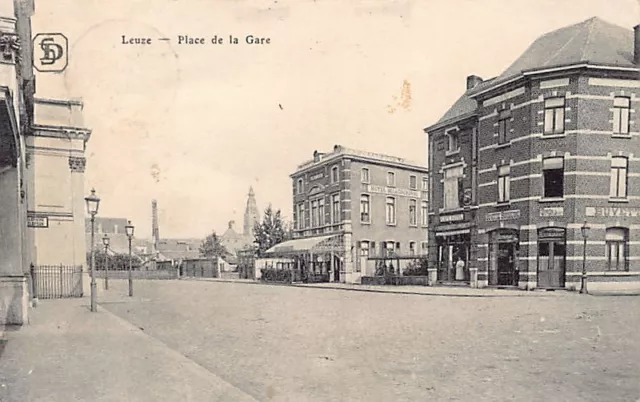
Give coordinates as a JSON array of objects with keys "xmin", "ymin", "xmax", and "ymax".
[
  {"xmin": 152, "ymin": 199, "xmax": 160, "ymax": 251},
  {"xmin": 243, "ymin": 186, "xmax": 260, "ymax": 237}
]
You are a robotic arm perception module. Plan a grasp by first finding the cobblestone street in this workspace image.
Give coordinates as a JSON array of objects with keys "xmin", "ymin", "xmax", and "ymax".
[{"xmin": 99, "ymin": 280, "xmax": 640, "ymax": 401}]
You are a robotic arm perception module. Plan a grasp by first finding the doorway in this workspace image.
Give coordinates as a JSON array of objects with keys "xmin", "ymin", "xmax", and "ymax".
[
  {"xmin": 537, "ymin": 227, "xmax": 566, "ymax": 288},
  {"xmin": 488, "ymin": 229, "xmax": 519, "ymax": 286}
]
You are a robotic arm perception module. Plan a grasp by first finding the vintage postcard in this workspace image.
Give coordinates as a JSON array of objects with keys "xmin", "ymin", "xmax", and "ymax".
[{"xmin": 0, "ymin": 0, "xmax": 639, "ymax": 401}]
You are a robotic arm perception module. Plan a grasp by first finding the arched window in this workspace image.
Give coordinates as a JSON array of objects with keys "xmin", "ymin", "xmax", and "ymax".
[{"xmin": 606, "ymin": 227, "xmax": 628, "ymax": 271}]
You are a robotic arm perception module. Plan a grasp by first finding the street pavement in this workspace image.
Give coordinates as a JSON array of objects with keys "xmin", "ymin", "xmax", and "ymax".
[
  {"xmin": 0, "ymin": 296, "xmax": 257, "ymax": 402},
  {"xmin": 1, "ymin": 279, "xmax": 639, "ymax": 401}
]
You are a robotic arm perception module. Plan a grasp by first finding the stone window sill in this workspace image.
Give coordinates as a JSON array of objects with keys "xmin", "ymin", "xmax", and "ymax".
[
  {"xmin": 539, "ymin": 197, "xmax": 565, "ymax": 203},
  {"xmin": 608, "ymin": 197, "xmax": 629, "ymax": 203}
]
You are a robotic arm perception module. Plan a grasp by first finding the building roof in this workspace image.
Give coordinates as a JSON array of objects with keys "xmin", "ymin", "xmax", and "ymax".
[
  {"xmin": 85, "ymin": 217, "xmax": 129, "ymax": 234},
  {"xmin": 429, "ymin": 17, "xmax": 637, "ymax": 131},
  {"xmin": 491, "ymin": 17, "xmax": 635, "ymax": 88}
]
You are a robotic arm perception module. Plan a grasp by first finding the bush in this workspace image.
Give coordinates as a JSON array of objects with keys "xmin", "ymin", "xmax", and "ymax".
[
  {"xmin": 260, "ymin": 268, "xmax": 292, "ymax": 283},
  {"xmin": 403, "ymin": 259, "xmax": 428, "ymax": 276}
]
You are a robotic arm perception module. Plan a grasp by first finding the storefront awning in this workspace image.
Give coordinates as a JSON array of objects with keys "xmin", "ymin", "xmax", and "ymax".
[{"xmin": 265, "ymin": 235, "xmax": 344, "ymax": 256}]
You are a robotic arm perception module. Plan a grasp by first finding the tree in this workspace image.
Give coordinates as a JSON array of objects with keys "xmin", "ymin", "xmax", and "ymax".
[
  {"xmin": 253, "ymin": 204, "xmax": 288, "ymax": 257},
  {"xmin": 199, "ymin": 231, "xmax": 229, "ymax": 259}
]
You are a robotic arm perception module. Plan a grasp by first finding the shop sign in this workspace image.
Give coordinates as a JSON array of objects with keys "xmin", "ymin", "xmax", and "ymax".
[
  {"xmin": 493, "ymin": 230, "xmax": 518, "ymax": 243},
  {"xmin": 540, "ymin": 207, "xmax": 564, "ymax": 217},
  {"xmin": 309, "ymin": 171, "xmax": 324, "ymax": 181},
  {"xmin": 485, "ymin": 210, "xmax": 521, "ymax": 222},
  {"xmin": 440, "ymin": 214, "xmax": 464, "ymax": 223},
  {"xmin": 367, "ymin": 184, "xmax": 421, "ymax": 198},
  {"xmin": 585, "ymin": 206, "xmax": 640, "ymax": 218},
  {"xmin": 539, "ymin": 227, "xmax": 565, "ymax": 239},
  {"xmin": 27, "ymin": 215, "xmax": 49, "ymax": 228}
]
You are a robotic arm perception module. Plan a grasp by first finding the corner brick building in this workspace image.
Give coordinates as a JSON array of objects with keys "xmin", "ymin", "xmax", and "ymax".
[
  {"xmin": 265, "ymin": 145, "xmax": 428, "ymax": 284},
  {"xmin": 425, "ymin": 17, "xmax": 640, "ymax": 291}
]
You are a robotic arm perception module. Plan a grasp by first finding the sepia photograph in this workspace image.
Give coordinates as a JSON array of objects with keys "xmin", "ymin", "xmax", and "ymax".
[{"xmin": 0, "ymin": 0, "xmax": 639, "ymax": 400}]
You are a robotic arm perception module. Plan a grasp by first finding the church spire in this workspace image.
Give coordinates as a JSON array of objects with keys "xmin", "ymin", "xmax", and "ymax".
[{"xmin": 243, "ymin": 186, "xmax": 259, "ymax": 236}]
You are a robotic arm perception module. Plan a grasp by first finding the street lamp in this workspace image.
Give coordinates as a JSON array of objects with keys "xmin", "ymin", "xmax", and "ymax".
[
  {"xmin": 125, "ymin": 220, "xmax": 135, "ymax": 297},
  {"xmin": 580, "ymin": 220, "xmax": 590, "ymax": 294},
  {"xmin": 84, "ymin": 188, "xmax": 100, "ymax": 312},
  {"xmin": 102, "ymin": 234, "xmax": 110, "ymax": 290}
]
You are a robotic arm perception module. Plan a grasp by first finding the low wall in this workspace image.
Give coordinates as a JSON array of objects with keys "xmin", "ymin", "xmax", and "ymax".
[
  {"xmin": 361, "ymin": 276, "xmax": 429, "ymax": 286},
  {"xmin": 0, "ymin": 276, "xmax": 28, "ymax": 325}
]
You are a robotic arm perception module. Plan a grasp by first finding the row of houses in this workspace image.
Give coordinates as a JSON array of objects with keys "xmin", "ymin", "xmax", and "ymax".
[{"xmin": 262, "ymin": 17, "xmax": 640, "ymax": 292}]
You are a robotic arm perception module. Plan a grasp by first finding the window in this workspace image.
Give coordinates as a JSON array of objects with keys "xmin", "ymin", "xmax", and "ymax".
[
  {"xmin": 409, "ymin": 242, "xmax": 416, "ymax": 256},
  {"xmin": 387, "ymin": 171, "xmax": 395, "ymax": 187},
  {"xmin": 542, "ymin": 157, "xmax": 564, "ymax": 198},
  {"xmin": 360, "ymin": 194, "xmax": 370, "ymax": 223},
  {"xmin": 358, "ymin": 241, "xmax": 369, "ymax": 273},
  {"xmin": 331, "ymin": 166, "xmax": 339, "ymax": 183},
  {"xmin": 421, "ymin": 241, "xmax": 428, "ymax": 254},
  {"xmin": 497, "ymin": 164, "xmax": 511, "ymax": 203},
  {"xmin": 613, "ymin": 97, "xmax": 630, "ymax": 135},
  {"xmin": 443, "ymin": 165, "xmax": 464, "ymax": 210},
  {"xmin": 296, "ymin": 203, "xmax": 305, "ymax": 229},
  {"xmin": 421, "ymin": 201, "xmax": 428, "ymax": 226},
  {"xmin": 386, "ymin": 197, "xmax": 396, "ymax": 225},
  {"xmin": 361, "ymin": 167, "xmax": 370, "ymax": 183},
  {"xmin": 385, "ymin": 241, "xmax": 395, "ymax": 257},
  {"xmin": 605, "ymin": 228, "xmax": 628, "ymax": 271},
  {"xmin": 446, "ymin": 130, "xmax": 459, "ymax": 152},
  {"xmin": 409, "ymin": 175, "xmax": 417, "ymax": 190},
  {"xmin": 113, "ymin": 224, "xmax": 118, "ymax": 234},
  {"xmin": 311, "ymin": 200, "xmax": 318, "ymax": 227},
  {"xmin": 297, "ymin": 178, "xmax": 304, "ymax": 194},
  {"xmin": 422, "ymin": 177, "xmax": 428, "ymax": 190},
  {"xmin": 543, "ymin": 97, "xmax": 565, "ymax": 134},
  {"xmin": 610, "ymin": 157, "xmax": 628, "ymax": 199},
  {"xmin": 331, "ymin": 194, "xmax": 340, "ymax": 223},
  {"xmin": 409, "ymin": 199, "xmax": 417, "ymax": 226},
  {"xmin": 318, "ymin": 198, "xmax": 325, "ymax": 226},
  {"xmin": 498, "ymin": 109, "xmax": 511, "ymax": 144}
]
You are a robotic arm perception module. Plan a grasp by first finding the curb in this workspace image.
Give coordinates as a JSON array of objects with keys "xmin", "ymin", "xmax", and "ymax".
[
  {"xmin": 97, "ymin": 304, "xmax": 259, "ymax": 402},
  {"xmin": 185, "ymin": 277, "xmax": 563, "ymax": 298}
]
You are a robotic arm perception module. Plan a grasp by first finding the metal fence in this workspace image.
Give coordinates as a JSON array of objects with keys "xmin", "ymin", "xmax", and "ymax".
[
  {"xmin": 31, "ymin": 264, "xmax": 84, "ymax": 299},
  {"xmin": 94, "ymin": 270, "xmax": 178, "ymax": 280}
]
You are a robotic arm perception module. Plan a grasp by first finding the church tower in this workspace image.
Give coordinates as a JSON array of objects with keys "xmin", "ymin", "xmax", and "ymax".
[{"xmin": 243, "ymin": 186, "xmax": 260, "ymax": 237}]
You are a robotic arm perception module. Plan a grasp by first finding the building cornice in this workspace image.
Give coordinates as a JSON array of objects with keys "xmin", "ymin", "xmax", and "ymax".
[
  {"xmin": 35, "ymin": 97, "xmax": 84, "ymax": 108},
  {"xmin": 291, "ymin": 153, "xmax": 428, "ymax": 178},
  {"xmin": 423, "ymin": 112, "xmax": 477, "ymax": 135}
]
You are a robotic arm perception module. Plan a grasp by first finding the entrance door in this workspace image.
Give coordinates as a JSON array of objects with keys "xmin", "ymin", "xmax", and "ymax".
[
  {"xmin": 334, "ymin": 256, "xmax": 340, "ymax": 282},
  {"xmin": 537, "ymin": 241, "xmax": 566, "ymax": 288},
  {"xmin": 497, "ymin": 243, "xmax": 516, "ymax": 286}
]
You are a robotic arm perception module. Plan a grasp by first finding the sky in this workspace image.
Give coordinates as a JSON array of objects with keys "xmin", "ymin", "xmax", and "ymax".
[{"xmin": 32, "ymin": 0, "xmax": 640, "ymax": 239}]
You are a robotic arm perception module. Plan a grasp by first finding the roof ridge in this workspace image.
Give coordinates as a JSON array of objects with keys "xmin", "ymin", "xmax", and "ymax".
[{"xmin": 581, "ymin": 17, "xmax": 599, "ymax": 61}]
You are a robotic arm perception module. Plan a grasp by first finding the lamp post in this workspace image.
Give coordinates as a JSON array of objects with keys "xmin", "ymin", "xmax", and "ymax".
[
  {"xmin": 125, "ymin": 220, "xmax": 135, "ymax": 297},
  {"xmin": 84, "ymin": 188, "xmax": 100, "ymax": 312},
  {"xmin": 580, "ymin": 220, "xmax": 590, "ymax": 294},
  {"xmin": 102, "ymin": 234, "xmax": 110, "ymax": 290}
]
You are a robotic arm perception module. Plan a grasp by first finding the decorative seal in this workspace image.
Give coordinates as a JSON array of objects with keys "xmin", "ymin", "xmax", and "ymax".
[{"xmin": 0, "ymin": 32, "xmax": 20, "ymax": 64}]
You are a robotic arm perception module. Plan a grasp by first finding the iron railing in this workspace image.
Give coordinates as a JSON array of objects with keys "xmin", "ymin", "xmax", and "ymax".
[{"xmin": 31, "ymin": 264, "xmax": 84, "ymax": 299}]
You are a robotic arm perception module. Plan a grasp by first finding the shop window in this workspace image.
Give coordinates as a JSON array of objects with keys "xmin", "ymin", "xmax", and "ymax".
[
  {"xmin": 361, "ymin": 167, "xmax": 370, "ymax": 183},
  {"xmin": 409, "ymin": 175, "xmax": 417, "ymax": 190},
  {"xmin": 443, "ymin": 165, "xmax": 464, "ymax": 210},
  {"xmin": 542, "ymin": 157, "xmax": 564, "ymax": 198},
  {"xmin": 610, "ymin": 157, "xmax": 628, "ymax": 199},
  {"xmin": 498, "ymin": 109, "xmax": 511, "ymax": 144},
  {"xmin": 360, "ymin": 194, "xmax": 370, "ymax": 223},
  {"xmin": 537, "ymin": 227, "xmax": 566, "ymax": 288},
  {"xmin": 543, "ymin": 97, "xmax": 565, "ymax": 135},
  {"xmin": 386, "ymin": 197, "xmax": 396, "ymax": 225},
  {"xmin": 606, "ymin": 228, "xmax": 628, "ymax": 271},
  {"xmin": 409, "ymin": 199, "xmax": 417, "ymax": 226},
  {"xmin": 613, "ymin": 97, "xmax": 630, "ymax": 135},
  {"xmin": 497, "ymin": 164, "xmax": 510, "ymax": 203}
]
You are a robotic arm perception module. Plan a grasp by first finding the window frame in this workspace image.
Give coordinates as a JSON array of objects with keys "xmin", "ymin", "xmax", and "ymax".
[
  {"xmin": 543, "ymin": 97, "xmax": 566, "ymax": 135},
  {"xmin": 446, "ymin": 130, "xmax": 460, "ymax": 154},
  {"xmin": 360, "ymin": 194, "xmax": 371, "ymax": 223},
  {"xmin": 497, "ymin": 164, "xmax": 511, "ymax": 203},
  {"xmin": 409, "ymin": 175, "xmax": 417, "ymax": 190},
  {"xmin": 613, "ymin": 96, "xmax": 631, "ymax": 135},
  {"xmin": 408, "ymin": 199, "xmax": 417, "ymax": 226},
  {"xmin": 542, "ymin": 157, "xmax": 564, "ymax": 199},
  {"xmin": 610, "ymin": 156, "xmax": 628, "ymax": 199},
  {"xmin": 421, "ymin": 200, "xmax": 428, "ymax": 226},
  {"xmin": 331, "ymin": 166, "xmax": 339, "ymax": 183},
  {"xmin": 297, "ymin": 178, "xmax": 304, "ymax": 194},
  {"xmin": 605, "ymin": 227, "xmax": 629, "ymax": 271},
  {"xmin": 361, "ymin": 167, "xmax": 370, "ymax": 184},
  {"xmin": 331, "ymin": 193, "xmax": 340, "ymax": 224},
  {"xmin": 386, "ymin": 197, "xmax": 396, "ymax": 225},
  {"xmin": 387, "ymin": 171, "xmax": 396, "ymax": 187},
  {"xmin": 498, "ymin": 109, "xmax": 511, "ymax": 144}
]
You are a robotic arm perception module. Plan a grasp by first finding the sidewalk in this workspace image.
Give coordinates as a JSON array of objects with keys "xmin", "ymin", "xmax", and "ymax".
[
  {"xmin": 188, "ymin": 277, "xmax": 572, "ymax": 297},
  {"xmin": 0, "ymin": 297, "xmax": 257, "ymax": 402}
]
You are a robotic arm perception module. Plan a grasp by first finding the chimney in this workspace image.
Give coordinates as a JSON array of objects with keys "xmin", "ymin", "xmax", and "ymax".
[
  {"xmin": 151, "ymin": 199, "xmax": 159, "ymax": 251},
  {"xmin": 466, "ymin": 75, "xmax": 483, "ymax": 90},
  {"xmin": 634, "ymin": 25, "xmax": 640, "ymax": 65}
]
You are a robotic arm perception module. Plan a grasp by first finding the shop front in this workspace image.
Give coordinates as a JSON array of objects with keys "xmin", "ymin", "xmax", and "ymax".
[
  {"xmin": 536, "ymin": 227, "xmax": 566, "ymax": 289},
  {"xmin": 434, "ymin": 228, "xmax": 471, "ymax": 283},
  {"xmin": 487, "ymin": 228, "xmax": 519, "ymax": 287}
]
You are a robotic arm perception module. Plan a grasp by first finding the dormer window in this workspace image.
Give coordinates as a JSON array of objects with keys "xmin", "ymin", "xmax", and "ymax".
[{"xmin": 445, "ymin": 129, "xmax": 460, "ymax": 154}]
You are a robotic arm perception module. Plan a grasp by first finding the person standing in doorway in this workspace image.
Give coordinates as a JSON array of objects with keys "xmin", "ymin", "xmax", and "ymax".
[{"xmin": 455, "ymin": 257, "xmax": 465, "ymax": 281}]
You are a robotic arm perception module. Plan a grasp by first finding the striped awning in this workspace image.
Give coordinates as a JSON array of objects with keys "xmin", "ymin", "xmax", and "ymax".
[
  {"xmin": 435, "ymin": 228, "xmax": 470, "ymax": 237},
  {"xmin": 265, "ymin": 235, "xmax": 343, "ymax": 256}
]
